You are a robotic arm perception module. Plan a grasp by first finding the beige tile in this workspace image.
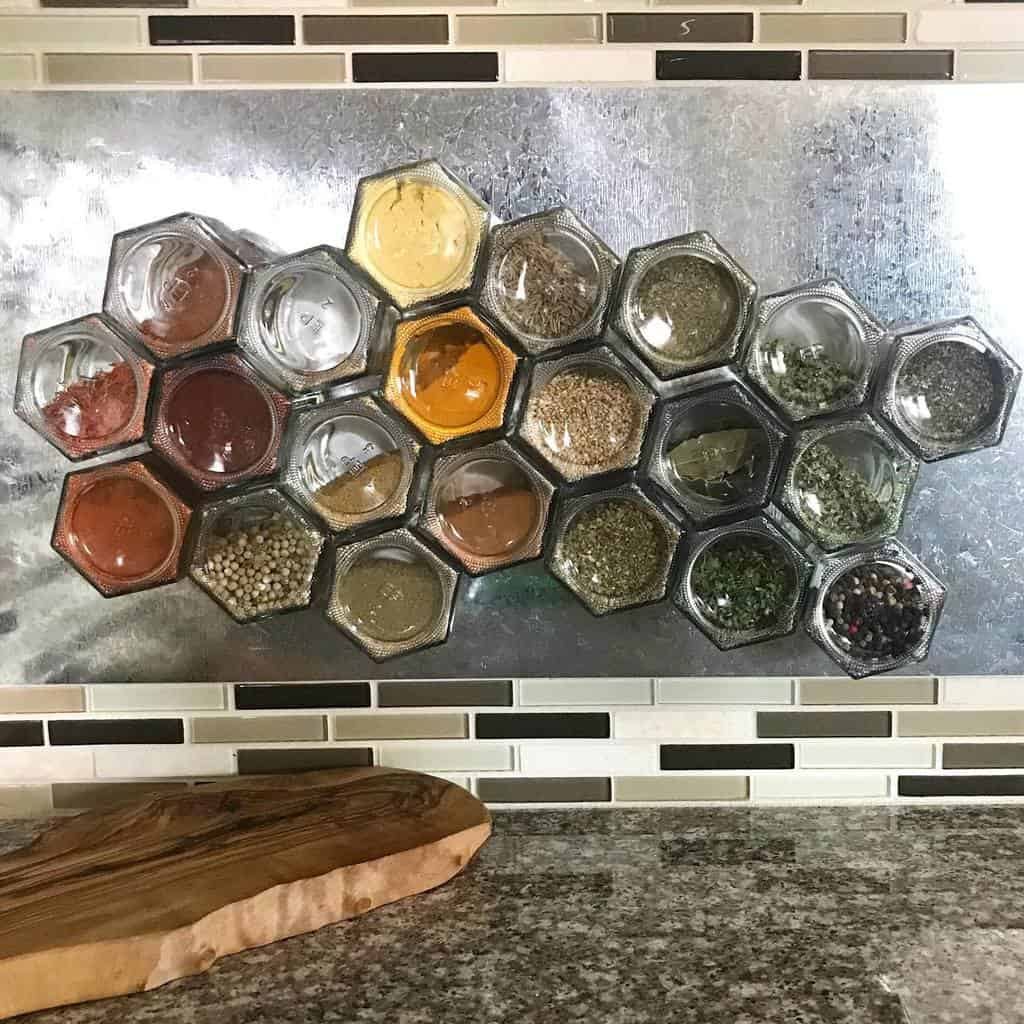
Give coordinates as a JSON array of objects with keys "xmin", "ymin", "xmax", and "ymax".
[
  {"xmin": 456, "ymin": 14, "xmax": 601, "ymax": 46},
  {"xmin": 334, "ymin": 713, "xmax": 467, "ymax": 740},
  {"xmin": 918, "ymin": 10, "xmax": 1024, "ymax": 46},
  {"xmin": 0, "ymin": 786, "xmax": 52, "ymax": 819},
  {"xmin": 200, "ymin": 53, "xmax": 345, "ymax": 85},
  {"xmin": 46, "ymin": 53, "xmax": 192, "ymax": 85},
  {"xmin": 0, "ymin": 54, "xmax": 35, "ymax": 85},
  {"xmin": 505, "ymin": 48, "xmax": 652, "ymax": 84},
  {"xmin": 614, "ymin": 709, "xmax": 752, "ymax": 740},
  {"xmin": 93, "ymin": 745, "xmax": 234, "ymax": 779},
  {"xmin": 0, "ymin": 686, "xmax": 84, "ymax": 714},
  {"xmin": 518, "ymin": 678, "xmax": 652, "ymax": 706},
  {"xmin": 958, "ymin": 51, "xmax": 1024, "ymax": 83},
  {"xmin": 614, "ymin": 776, "xmax": 748, "ymax": 802},
  {"xmin": 192, "ymin": 716, "xmax": 326, "ymax": 744},
  {"xmin": 799, "ymin": 678, "xmax": 937, "ymax": 705},
  {"xmin": 353, "ymin": 0, "xmax": 491, "ymax": 5},
  {"xmin": 0, "ymin": 15, "xmax": 141, "ymax": 47},
  {"xmin": 899, "ymin": 710, "xmax": 1024, "ymax": 738},
  {"xmin": 378, "ymin": 743, "xmax": 512, "ymax": 773},
  {"xmin": 655, "ymin": 0, "xmax": 795, "ymax": 4},
  {"xmin": 0, "ymin": 748, "xmax": 93, "ymax": 782},
  {"xmin": 51, "ymin": 781, "xmax": 187, "ymax": 811},
  {"xmin": 304, "ymin": 15, "xmax": 447, "ymax": 45},
  {"xmin": 89, "ymin": 684, "xmax": 224, "ymax": 712},
  {"xmin": 760, "ymin": 14, "xmax": 906, "ymax": 44}
]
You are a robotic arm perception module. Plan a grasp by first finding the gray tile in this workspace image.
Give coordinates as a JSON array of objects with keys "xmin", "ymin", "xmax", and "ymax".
[
  {"xmin": 809, "ymin": 50, "xmax": 953, "ymax": 81},
  {"xmin": 944, "ymin": 743, "xmax": 1024, "ymax": 769},
  {"xmin": 661, "ymin": 744, "xmax": 794, "ymax": 770},
  {"xmin": 900, "ymin": 710, "xmax": 1024, "ymax": 737},
  {"xmin": 235, "ymin": 683, "xmax": 369, "ymax": 710},
  {"xmin": 455, "ymin": 14, "xmax": 601, "ymax": 45},
  {"xmin": 609, "ymin": 14, "xmax": 751, "ymax": 44},
  {"xmin": 333, "ymin": 714, "xmax": 467, "ymax": 740},
  {"xmin": 477, "ymin": 777, "xmax": 611, "ymax": 804},
  {"xmin": 761, "ymin": 14, "xmax": 906, "ymax": 44},
  {"xmin": 799, "ymin": 678, "xmax": 937, "ymax": 705},
  {"xmin": 757, "ymin": 712, "xmax": 892, "ymax": 739},
  {"xmin": 192, "ymin": 716, "xmax": 326, "ymax": 743},
  {"xmin": 378, "ymin": 680, "xmax": 512, "ymax": 707},
  {"xmin": 46, "ymin": 53, "xmax": 192, "ymax": 85},
  {"xmin": 304, "ymin": 15, "xmax": 447, "ymax": 45},
  {"xmin": 476, "ymin": 713, "xmax": 609, "ymax": 739},
  {"xmin": 657, "ymin": 50, "xmax": 800, "ymax": 81},
  {"xmin": 614, "ymin": 776, "xmax": 748, "ymax": 802},
  {"xmin": 236, "ymin": 747, "xmax": 372, "ymax": 774},
  {"xmin": 51, "ymin": 781, "xmax": 188, "ymax": 810}
]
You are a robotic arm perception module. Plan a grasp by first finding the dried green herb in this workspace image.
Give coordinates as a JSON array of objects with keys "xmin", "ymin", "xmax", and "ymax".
[
  {"xmin": 668, "ymin": 428, "xmax": 757, "ymax": 485},
  {"xmin": 794, "ymin": 442, "xmax": 886, "ymax": 542},
  {"xmin": 764, "ymin": 338, "xmax": 856, "ymax": 412},
  {"xmin": 691, "ymin": 539, "xmax": 794, "ymax": 632}
]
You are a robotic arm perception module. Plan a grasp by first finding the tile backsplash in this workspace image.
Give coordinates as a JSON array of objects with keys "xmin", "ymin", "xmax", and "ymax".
[
  {"xmin": 1, "ymin": 1, "xmax": 1024, "ymax": 88},
  {"xmin": 7, "ymin": 677, "xmax": 1024, "ymax": 814}
]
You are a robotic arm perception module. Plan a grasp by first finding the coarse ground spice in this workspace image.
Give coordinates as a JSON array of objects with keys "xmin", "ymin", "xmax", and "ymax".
[
  {"xmin": 197, "ymin": 516, "xmax": 320, "ymax": 620},
  {"xmin": 42, "ymin": 361, "xmax": 137, "ymax": 441},
  {"xmin": 339, "ymin": 551, "xmax": 442, "ymax": 642},
  {"xmin": 896, "ymin": 340, "xmax": 997, "ymax": 441},
  {"xmin": 561, "ymin": 499, "xmax": 666, "ymax": 600},
  {"xmin": 314, "ymin": 450, "xmax": 403, "ymax": 517},
  {"xmin": 691, "ymin": 538, "xmax": 794, "ymax": 632},
  {"xmin": 530, "ymin": 368, "xmax": 638, "ymax": 468},
  {"xmin": 794, "ymin": 442, "xmax": 886, "ymax": 542},
  {"xmin": 763, "ymin": 338, "xmax": 856, "ymax": 412},
  {"xmin": 634, "ymin": 254, "xmax": 738, "ymax": 361},
  {"xmin": 825, "ymin": 563, "xmax": 927, "ymax": 659},
  {"xmin": 496, "ymin": 229, "xmax": 598, "ymax": 340}
]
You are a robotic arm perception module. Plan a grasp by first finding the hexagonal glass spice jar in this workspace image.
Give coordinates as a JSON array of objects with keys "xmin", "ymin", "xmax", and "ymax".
[
  {"xmin": 612, "ymin": 231, "xmax": 756, "ymax": 381},
  {"xmin": 150, "ymin": 352, "xmax": 290, "ymax": 492},
  {"xmin": 51, "ymin": 457, "xmax": 192, "ymax": 597},
  {"xmin": 875, "ymin": 316, "xmax": 1022, "ymax": 462},
  {"xmin": 103, "ymin": 213, "xmax": 255, "ymax": 362},
  {"xmin": 326, "ymin": 528, "xmax": 459, "ymax": 661},
  {"xmin": 518, "ymin": 345, "xmax": 654, "ymax": 483},
  {"xmin": 644, "ymin": 382, "xmax": 786, "ymax": 528},
  {"xmin": 236, "ymin": 246, "xmax": 388, "ymax": 396},
  {"xmin": 420, "ymin": 440, "xmax": 554, "ymax": 574},
  {"xmin": 478, "ymin": 207, "xmax": 620, "ymax": 356},
  {"xmin": 383, "ymin": 306, "xmax": 518, "ymax": 445},
  {"xmin": 189, "ymin": 485, "xmax": 325, "ymax": 624},
  {"xmin": 807, "ymin": 537, "xmax": 945, "ymax": 679},
  {"xmin": 779, "ymin": 414, "xmax": 919, "ymax": 553},
  {"xmin": 548, "ymin": 484, "xmax": 681, "ymax": 616},
  {"xmin": 282, "ymin": 395, "xmax": 420, "ymax": 534},
  {"xmin": 14, "ymin": 313, "xmax": 154, "ymax": 461},
  {"xmin": 745, "ymin": 277, "xmax": 884, "ymax": 423},
  {"xmin": 675, "ymin": 514, "xmax": 812, "ymax": 651},
  {"xmin": 346, "ymin": 160, "xmax": 490, "ymax": 312}
]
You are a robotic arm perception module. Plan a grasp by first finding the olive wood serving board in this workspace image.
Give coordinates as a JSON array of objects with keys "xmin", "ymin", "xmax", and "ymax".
[{"xmin": 0, "ymin": 766, "xmax": 491, "ymax": 1020}]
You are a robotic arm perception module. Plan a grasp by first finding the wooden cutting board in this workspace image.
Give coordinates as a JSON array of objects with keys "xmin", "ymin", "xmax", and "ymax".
[{"xmin": 0, "ymin": 766, "xmax": 491, "ymax": 1020}]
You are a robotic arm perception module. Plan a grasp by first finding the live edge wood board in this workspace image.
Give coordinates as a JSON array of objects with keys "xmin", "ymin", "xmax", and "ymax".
[{"xmin": 0, "ymin": 766, "xmax": 492, "ymax": 1020}]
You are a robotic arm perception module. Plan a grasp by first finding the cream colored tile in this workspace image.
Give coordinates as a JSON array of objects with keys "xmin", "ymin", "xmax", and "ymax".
[
  {"xmin": 899, "ymin": 710, "xmax": 1024, "ymax": 737},
  {"xmin": 456, "ymin": 14, "xmax": 601, "ymax": 45},
  {"xmin": 0, "ymin": 686, "xmax": 84, "ymax": 714},
  {"xmin": 760, "ymin": 13, "xmax": 906, "ymax": 44},
  {"xmin": 918, "ymin": 10, "xmax": 1024, "ymax": 46},
  {"xmin": 94, "ymin": 745, "xmax": 234, "ymax": 779},
  {"xmin": 799, "ymin": 678, "xmax": 936, "ymax": 705},
  {"xmin": 45, "ymin": 52, "xmax": 191, "ymax": 85},
  {"xmin": 958, "ymin": 51, "xmax": 1024, "ymax": 83},
  {"xmin": 0, "ymin": 54, "xmax": 35, "ymax": 85},
  {"xmin": 753, "ymin": 773, "xmax": 889, "ymax": 800},
  {"xmin": 0, "ymin": 15, "xmax": 141, "ymax": 47},
  {"xmin": 520, "ymin": 743, "xmax": 655, "ymax": 776},
  {"xmin": 378, "ymin": 743, "xmax": 512, "ymax": 772},
  {"xmin": 658, "ymin": 678, "xmax": 793, "ymax": 705},
  {"xmin": 90, "ymin": 684, "xmax": 224, "ymax": 712},
  {"xmin": 505, "ymin": 48, "xmax": 652, "ymax": 83},
  {"xmin": 192, "ymin": 716, "xmax": 326, "ymax": 743},
  {"xmin": 0, "ymin": 786, "xmax": 52, "ymax": 818},
  {"xmin": 200, "ymin": 53, "xmax": 345, "ymax": 85},
  {"xmin": 800, "ymin": 742, "xmax": 933, "ymax": 769},
  {"xmin": 614, "ymin": 709, "xmax": 752, "ymax": 740},
  {"xmin": 518, "ymin": 678, "xmax": 652, "ymax": 706},
  {"xmin": 353, "ymin": 0, "xmax": 490, "ymax": 5},
  {"xmin": 943, "ymin": 677, "xmax": 1024, "ymax": 706},
  {"xmin": 334, "ymin": 713, "xmax": 467, "ymax": 740},
  {"xmin": 614, "ymin": 776, "xmax": 748, "ymax": 802},
  {"xmin": 0, "ymin": 748, "xmax": 93, "ymax": 782}
]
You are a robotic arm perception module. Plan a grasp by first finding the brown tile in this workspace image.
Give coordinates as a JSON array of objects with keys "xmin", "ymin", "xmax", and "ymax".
[
  {"xmin": 352, "ymin": 51, "xmax": 498, "ymax": 83},
  {"xmin": 333, "ymin": 714, "xmax": 467, "ymax": 740},
  {"xmin": 0, "ymin": 722, "xmax": 43, "ymax": 747},
  {"xmin": 149, "ymin": 15, "xmax": 294, "ymax": 46},
  {"xmin": 455, "ymin": 14, "xmax": 601, "ymax": 45},
  {"xmin": 201, "ymin": 53, "xmax": 345, "ymax": 84},
  {"xmin": 191, "ymin": 716, "xmax": 326, "ymax": 744},
  {"xmin": 48, "ymin": 719, "xmax": 183, "ymax": 745},
  {"xmin": 46, "ymin": 53, "xmax": 192, "ymax": 85},
  {"xmin": 609, "ymin": 14, "xmax": 752, "ymax": 44},
  {"xmin": 51, "ymin": 781, "xmax": 187, "ymax": 811},
  {"xmin": 0, "ymin": 786, "xmax": 52, "ymax": 819},
  {"xmin": 0, "ymin": 686, "xmax": 84, "ymax": 715},
  {"xmin": 476, "ymin": 777, "xmax": 611, "ymax": 803},
  {"xmin": 378, "ymin": 680, "xmax": 512, "ymax": 707},
  {"xmin": 944, "ymin": 744, "xmax": 1024, "ymax": 769},
  {"xmin": 235, "ymin": 683, "xmax": 369, "ymax": 710},
  {"xmin": 761, "ymin": 14, "xmax": 906, "ymax": 45},
  {"xmin": 809, "ymin": 50, "xmax": 952, "ymax": 81},
  {"xmin": 236, "ymin": 747, "xmax": 372, "ymax": 774},
  {"xmin": 757, "ymin": 712, "xmax": 892, "ymax": 738},
  {"xmin": 799, "ymin": 678, "xmax": 937, "ymax": 705},
  {"xmin": 657, "ymin": 50, "xmax": 800, "ymax": 80},
  {"xmin": 304, "ymin": 15, "xmax": 447, "ymax": 45}
]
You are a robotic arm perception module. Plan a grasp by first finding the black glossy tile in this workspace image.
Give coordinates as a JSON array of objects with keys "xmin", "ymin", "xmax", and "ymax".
[
  {"xmin": 657, "ymin": 50, "xmax": 800, "ymax": 81},
  {"xmin": 150, "ymin": 15, "xmax": 295, "ymax": 46},
  {"xmin": 352, "ymin": 51, "xmax": 498, "ymax": 83},
  {"xmin": 477, "ymin": 777, "xmax": 611, "ymax": 803},
  {"xmin": 0, "ymin": 721, "xmax": 44, "ymax": 747},
  {"xmin": 899, "ymin": 775, "xmax": 1024, "ymax": 797},
  {"xmin": 48, "ymin": 718, "xmax": 183, "ymax": 745},
  {"xmin": 476, "ymin": 713, "xmax": 609, "ymax": 740},
  {"xmin": 757, "ymin": 711, "xmax": 892, "ymax": 739},
  {"xmin": 237, "ymin": 747, "xmax": 373, "ymax": 774},
  {"xmin": 304, "ymin": 15, "xmax": 448, "ymax": 45},
  {"xmin": 944, "ymin": 744, "xmax": 1024, "ymax": 769},
  {"xmin": 235, "ymin": 683, "xmax": 370, "ymax": 710},
  {"xmin": 808, "ymin": 50, "xmax": 953, "ymax": 80},
  {"xmin": 610, "ymin": 13, "xmax": 752, "ymax": 44},
  {"xmin": 378, "ymin": 680, "xmax": 512, "ymax": 707},
  {"xmin": 661, "ymin": 743, "xmax": 794, "ymax": 771}
]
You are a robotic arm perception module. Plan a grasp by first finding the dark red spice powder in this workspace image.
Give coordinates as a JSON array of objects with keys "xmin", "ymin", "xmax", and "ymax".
[{"xmin": 41, "ymin": 362, "xmax": 137, "ymax": 441}]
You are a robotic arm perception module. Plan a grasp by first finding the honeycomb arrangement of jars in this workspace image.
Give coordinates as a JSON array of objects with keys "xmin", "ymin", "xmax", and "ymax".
[{"xmin": 16, "ymin": 160, "xmax": 1022, "ymax": 676}]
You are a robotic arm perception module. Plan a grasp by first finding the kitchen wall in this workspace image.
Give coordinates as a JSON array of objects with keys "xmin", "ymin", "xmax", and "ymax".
[
  {"xmin": 6, "ymin": 676, "xmax": 1024, "ymax": 814},
  {"xmin": 0, "ymin": 1, "xmax": 1023, "ymax": 89}
]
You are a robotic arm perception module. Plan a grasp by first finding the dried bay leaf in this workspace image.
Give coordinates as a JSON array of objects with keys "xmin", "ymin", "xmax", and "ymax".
[{"xmin": 668, "ymin": 428, "xmax": 756, "ymax": 483}]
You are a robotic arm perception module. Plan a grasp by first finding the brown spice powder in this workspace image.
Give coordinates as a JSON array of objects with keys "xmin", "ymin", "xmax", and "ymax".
[{"xmin": 314, "ymin": 450, "xmax": 403, "ymax": 516}]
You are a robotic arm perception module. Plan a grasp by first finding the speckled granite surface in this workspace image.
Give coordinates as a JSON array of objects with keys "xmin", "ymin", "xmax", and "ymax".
[{"xmin": 5, "ymin": 807, "xmax": 1024, "ymax": 1024}]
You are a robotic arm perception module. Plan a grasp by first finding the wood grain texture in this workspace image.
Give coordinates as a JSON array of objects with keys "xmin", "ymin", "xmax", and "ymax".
[{"xmin": 0, "ymin": 767, "xmax": 491, "ymax": 1020}]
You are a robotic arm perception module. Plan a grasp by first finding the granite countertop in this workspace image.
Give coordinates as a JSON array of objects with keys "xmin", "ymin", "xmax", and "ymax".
[{"xmin": 4, "ymin": 806, "xmax": 1024, "ymax": 1024}]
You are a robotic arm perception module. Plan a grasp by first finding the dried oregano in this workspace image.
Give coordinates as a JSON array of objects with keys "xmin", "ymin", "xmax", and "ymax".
[
  {"xmin": 794, "ymin": 442, "xmax": 886, "ymax": 542},
  {"xmin": 764, "ymin": 338, "xmax": 856, "ymax": 412},
  {"xmin": 691, "ymin": 539, "xmax": 794, "ymax": 631}
]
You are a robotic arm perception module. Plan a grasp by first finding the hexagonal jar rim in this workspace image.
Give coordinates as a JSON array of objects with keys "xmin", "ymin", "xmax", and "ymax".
[
  {"xmin": 878, "ymin": 317, "xmax": 1022, "ymax": 462},
  {"xmin": 15, "ymin": 313, "xmax": 154, "ymax": 462},
  {"xmin": 806, "ymin": 539, "xmax": 946, "ymax": 679},
  {"xmin": 519, "ymin": 344, "xmax": 655, "ymax": 483},
  {"xmin": 236, "ymin": 246, "xmax": 379, "ymax": 396},
  {"xmin": 676, "ymin": 516, "xmax": 811, "ymax": 651},
  {"xmin": 51, "ymin": 458, "xmax": 192, "ymax": 597},
  {"xmin": 103, "ymin": 213, "xmax": 245, "ymax": 362},
  {"xmin": 346, "ymin": 159, "xmax": 490, "ymax": 311},
  {"xmin": 188, "ymin": 484, "xmax": 326, "ymax": 624},
  {"xmin": 281, "ymin": 395, "xmax": 420, "ymax": 533},
  {"xmin": 479, "ymin": 207, "xmax": 619, "ymax": 355},
  {"xmin": 326, "ymin": 528, "xmax": 458, "ymax": 661},
  {"xmin": 421, "ymin": 439, "xmax": 555, "ymax": 575},
  {"xmin": 548, "ymin": 484, "xmax": 682, "ymax": 616},
  {"xmin": 150, "ymin": 352, "xmax": 290, "ymax": 492}
]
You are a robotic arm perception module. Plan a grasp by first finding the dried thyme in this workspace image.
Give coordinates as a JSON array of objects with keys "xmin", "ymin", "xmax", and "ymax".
[
  {"xmin": 794, "ymin": 442, "xmax": 886, "ymax": 542},
  {"xmin": 764, "ymin": 337, "xmax": 857, "ymax": 412},
  {"xmin": 691, "ymin": 539, "xmax": 794, "ymax": 632}
]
